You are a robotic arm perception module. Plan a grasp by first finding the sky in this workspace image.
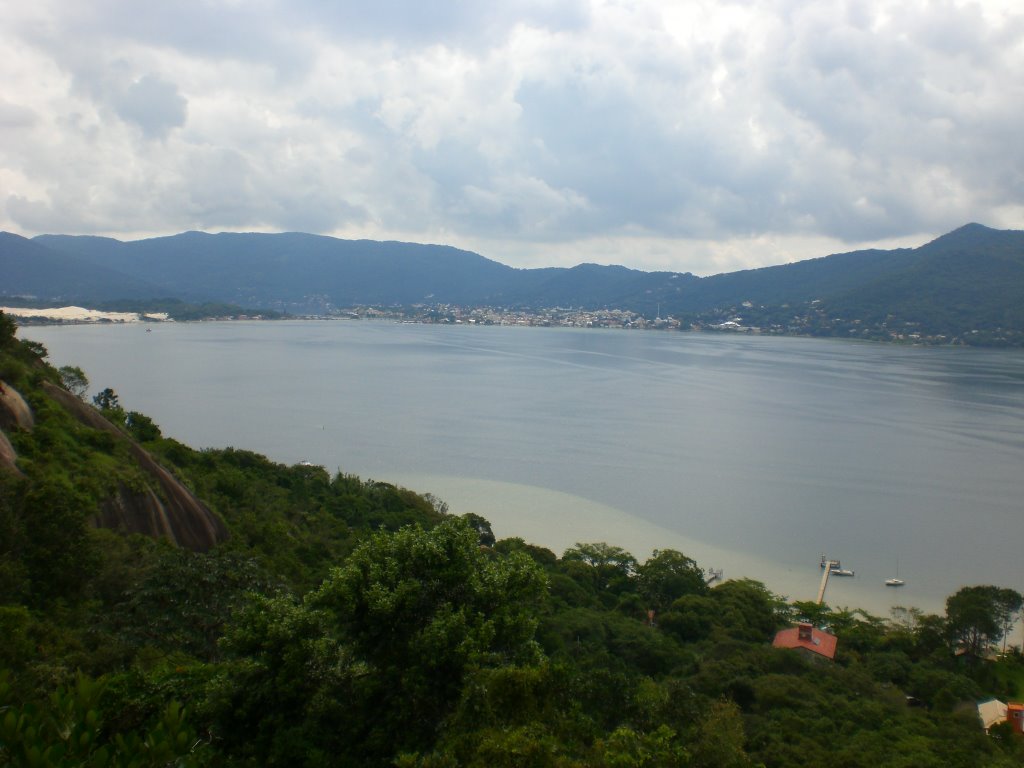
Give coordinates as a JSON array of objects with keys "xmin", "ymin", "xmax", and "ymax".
[{"xmin": 1, "ymin": 0, "xmax": 1022, "ymax": 275}]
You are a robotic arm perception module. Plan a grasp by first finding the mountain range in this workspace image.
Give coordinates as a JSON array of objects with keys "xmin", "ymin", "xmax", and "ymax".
[{"xmin": 2, "ymin": 223, "xmax": 1023, "ymax": 343}]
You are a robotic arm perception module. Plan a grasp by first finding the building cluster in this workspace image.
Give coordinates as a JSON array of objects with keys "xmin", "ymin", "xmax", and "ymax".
[
  {"xmin": 318, "ymin": 301, "xmax": 1020, "ymax": 346},
  {"xmin": 346, "ymin": 304, "xmax": 684, "ymax": 330}
]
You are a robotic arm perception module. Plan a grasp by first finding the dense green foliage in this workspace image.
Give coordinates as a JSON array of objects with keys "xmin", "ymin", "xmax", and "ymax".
[
  {"xmin": 2, "ymin": 314, "xmax": 1024, "ymax": 766},
  {"xmin": 0, "ymin": 671, "xmax": 204, "ymax": 767}
]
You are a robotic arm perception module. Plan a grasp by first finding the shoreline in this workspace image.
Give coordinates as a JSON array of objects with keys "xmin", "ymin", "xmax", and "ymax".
[
  {"xmin": 5, "ymin": 306, "xmax": 1014, "ymax": 349},
  {"xmin": 1, "ymin": 305, "xmax": 169, "ymax": 324},
  {"xmin": 389, "ymin": 473, "xmax": 945, "ymax": 618}
]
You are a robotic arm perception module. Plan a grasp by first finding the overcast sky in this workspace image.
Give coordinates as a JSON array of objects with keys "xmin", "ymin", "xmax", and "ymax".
[{"xmin": 2, "ymin": 0, "xmax": 1022, "ymax": 274}]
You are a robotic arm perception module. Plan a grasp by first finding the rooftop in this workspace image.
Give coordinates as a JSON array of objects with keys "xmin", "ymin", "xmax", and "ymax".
[{"xmin": 772, "ymin": 622, "xmax": 838, "ymax": 660}]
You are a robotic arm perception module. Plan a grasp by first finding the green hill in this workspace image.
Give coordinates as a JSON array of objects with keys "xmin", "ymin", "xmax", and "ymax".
[
  {"xmin": 823, "ymin": 224, "xmax": 1024, "ymax": 336},
  {"xmin": 2, "ymin": 223, "xmax": 1023, "ymax": 342}
]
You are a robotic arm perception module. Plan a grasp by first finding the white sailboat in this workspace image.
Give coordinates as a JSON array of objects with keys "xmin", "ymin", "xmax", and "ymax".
[{"xmin": 885, "ymin": 559, "xmax": 904, "ymax": 587}]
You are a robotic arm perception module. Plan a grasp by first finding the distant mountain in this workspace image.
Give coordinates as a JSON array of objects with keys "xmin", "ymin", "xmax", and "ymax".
[
  {"xmin": 3, "ymin": 223, "xmax": 1023, "ymax": 343},
  {"xmin": 33, "ymin": 231, "xmax": 519, "ymax": 308},
  {"xmin": 0, "ymin": 232, "xmax": 161, "ymax": 302},
  {"xmin": 822, "ymin": 224, "xmax": 1024, "ymax": 335}
]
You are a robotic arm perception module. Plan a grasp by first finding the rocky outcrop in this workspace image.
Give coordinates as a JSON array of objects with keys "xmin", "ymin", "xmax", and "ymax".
[
  {"xmin": 41, "ymin": 381, "xmax": 229, "ymax": 552},
  {"xmin": 0, "ymin": 380, "xmax": 34, "ymax": 432},
  {"xmin": 0, "ymin": 428, "xmax": 20, "ymax": 474},
  {"xmin": 95, "ymin": 485, "xmax": 192, "ymax": 543},
  {"xmin": 0, "ymin": 380, "xmax": 29, "ymax": 475}
]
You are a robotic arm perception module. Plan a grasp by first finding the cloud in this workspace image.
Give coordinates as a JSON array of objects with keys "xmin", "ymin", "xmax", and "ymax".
[
  {"xmin": 0, "ymin": 99, "xmax": 38, "ymax": 129},
  {"xmin": 1, "ymin": 0, "xmax": 1023, "ymax": 273},
  {"xmin": 112, "ymin": 74, "xmax": 187, "ymax": 139},
  {"xmin": 288, "ymin": 0, "xmax": 591, "ymax": 50}
]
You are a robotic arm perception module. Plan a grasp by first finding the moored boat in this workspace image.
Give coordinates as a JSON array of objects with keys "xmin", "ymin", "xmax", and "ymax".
[{"xmin": 885, "ymin": 558, "xmax": 904, "ymax": 586}]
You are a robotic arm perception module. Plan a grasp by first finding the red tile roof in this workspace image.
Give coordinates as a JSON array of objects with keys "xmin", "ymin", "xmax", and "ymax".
[{"xmin": 772, "ymin": 624, "xmax": 838, "ymax": 660}]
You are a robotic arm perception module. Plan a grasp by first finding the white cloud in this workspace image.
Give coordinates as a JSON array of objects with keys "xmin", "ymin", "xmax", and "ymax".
[{"xmin": 1, "ymin": 0, "xmax": 1022, "ymax": 273}]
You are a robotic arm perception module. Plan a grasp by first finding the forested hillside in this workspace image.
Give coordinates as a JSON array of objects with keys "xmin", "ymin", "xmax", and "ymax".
[
  {"xmin": 2, "ymin": 223, "xmax": 1022, "ymax": 343},
  {"xmin": 1, "ymin": 312, "xmax": 1023, "ymax": 767}
]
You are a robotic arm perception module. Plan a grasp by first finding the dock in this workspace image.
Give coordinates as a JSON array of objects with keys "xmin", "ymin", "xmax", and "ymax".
[{"xmin": 816, "ymin": 560, "xmax": 836, "ymax": 604}]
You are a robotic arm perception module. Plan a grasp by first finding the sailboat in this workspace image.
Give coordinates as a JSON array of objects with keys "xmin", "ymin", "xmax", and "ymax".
[{"xmin": 885, "ymin": 559, "xmax": 904, "ymax": 587}]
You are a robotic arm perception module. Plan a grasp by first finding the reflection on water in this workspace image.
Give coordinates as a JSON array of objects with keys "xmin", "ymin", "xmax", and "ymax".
[{"xmin": 24, "ymin": 321, "xmax": 1024, "ymax": 617}]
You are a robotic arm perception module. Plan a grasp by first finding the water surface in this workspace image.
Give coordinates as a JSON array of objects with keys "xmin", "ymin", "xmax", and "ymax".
[{"xmin": 25, "ymin": 321, "xmax": 1024, "ymax": 616}]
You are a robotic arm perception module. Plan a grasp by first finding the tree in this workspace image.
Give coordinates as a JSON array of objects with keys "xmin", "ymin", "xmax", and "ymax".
[
  {"xmin": 110, "ymin": 547, "xmax": 273, "ymax": 660},
  {"xmin": 790, "ymin": 599, "xmax": 833, "ymax": 628},
  {"xmin": 213, "ymin": 517, "xmax": 549, "ymax": 764},
  {"xmin": 322, "ymin": 517, "xmax": 545, "ymax": 755},
  {"xmin": 562, "ymin": 542, "xmax": 638, "ymax": 595},
  {"xmin": 209, "ymin": 594, "xmax": 344, "ymax": 765},
  {"xmin": 594, "ymin": 724, "xmax": 687, "ymax": 767},
  {"xmin": 659, "ymin": 594, "xmax": 717, "ymax": 643},
  {"xmin": 3, "ymin": 475, "xmax": 100, "ymax": 606},
  {"xmin": 93, "ymin": 387, "xmax": 120, "ymax": 412},
  {"xmin": 0, "ymin": 671, "xmax": 205, "ymax": 767},
  {"xmin": 707, "ymin": 579, "xmax": 787, "ymax": 641},
  {"xmin": 314, "ymin": 515, "xmax": 546, "ymax": 667},
  {"xmin": 689, "ymin": 700, "xmax": 755, "ymax": 768},
  {"xmin": 58, "ymin": 365, "xmax": 89, "ymax": 399},
  {"xmin": 0, "ymin": 311, "xmax": 16, "ymax": 347},
  {"xmin": 995, "ymin": 587, "xmax": 1024, "ymax": 653},
  {"xmin": 461, "ymin": 511, "xmax": 496, "ymax": 547},
  {"xmin": 945, "ymin": 585, "xmax": 1023, "ymax": 658},
  {"xmin": 125, "ymin": 411, "xmax": 162, "ymax": 442},
  {"xmin": 494, "ymin": 537, "xmax": 558, "ymax": 569},
  {"xmin": 636, "ymin": 549, "xmax": 707, "ymax": 613}
]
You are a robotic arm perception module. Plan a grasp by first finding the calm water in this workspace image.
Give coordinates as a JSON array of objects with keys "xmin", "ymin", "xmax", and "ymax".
[{"xmin": 24, "ymin": 321, "xmax": 1024, "ymax": 617}]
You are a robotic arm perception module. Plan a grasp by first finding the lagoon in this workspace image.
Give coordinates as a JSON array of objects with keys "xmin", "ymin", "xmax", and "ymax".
[{"xmin": 24, "ymin": 320, "xmax": 1024, "ymax": 617}]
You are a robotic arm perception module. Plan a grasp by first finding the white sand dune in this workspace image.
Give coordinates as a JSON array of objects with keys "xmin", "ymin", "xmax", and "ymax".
[{"xmin": 1, "ymin": 306, "xmax": 169, "ymax": 323}]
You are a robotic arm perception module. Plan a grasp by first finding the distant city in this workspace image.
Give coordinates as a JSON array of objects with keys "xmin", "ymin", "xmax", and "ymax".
[
  {"xmin": 325, "ymin": 303, "xmax": 1016, "ymax": 346},
  {"xmin": 6, "ymin": 299, "xmax": 1017, "ymax": 347}
]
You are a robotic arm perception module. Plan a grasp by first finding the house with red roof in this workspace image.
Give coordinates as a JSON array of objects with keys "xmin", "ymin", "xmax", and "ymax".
[{"xmin": 772, "ymin": 622, "xmax": 837, "ymax": 662}]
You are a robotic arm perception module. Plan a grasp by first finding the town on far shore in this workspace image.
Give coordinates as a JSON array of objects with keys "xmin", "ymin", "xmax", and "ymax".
[{"xmin": 1, "ymin": 299, "xmax": 1014, "ymax": 346}]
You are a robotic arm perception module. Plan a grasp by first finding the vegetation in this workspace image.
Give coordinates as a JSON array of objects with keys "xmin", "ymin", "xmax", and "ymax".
[
  {"xmin": 2, "ymin": 311, "xmax": 1024, "ymax": 766},
  {"xmin": 4, "ymin": 222, "xmax": 1022, "ymax": 344}
]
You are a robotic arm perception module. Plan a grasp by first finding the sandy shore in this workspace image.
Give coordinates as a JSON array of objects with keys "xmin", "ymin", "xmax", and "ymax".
[
  {"xmin": 1, "ymin": 306, "xmax": 169, "ymax": 323},
  {"xmin": 388, "ymin": 472, "xmax": 945, "ymax": 617}
]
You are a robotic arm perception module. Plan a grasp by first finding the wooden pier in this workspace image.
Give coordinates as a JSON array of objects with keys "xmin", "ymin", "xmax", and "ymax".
[{"xmin": 816, "ymin": 561, "xmax": 836, "ymax": 604}]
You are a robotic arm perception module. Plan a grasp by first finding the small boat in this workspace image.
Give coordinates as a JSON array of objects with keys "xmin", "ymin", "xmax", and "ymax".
[
  {"xmin": 885, "ymin": 578, "xmax": 905, "ymax": 587},
  {"xmin": 830, "ymin": 567, "xmax": 855, "ymax": 577},
  {"xmin": 885, "ymin": 559, "xmax": 905, "ymax": 587}
]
